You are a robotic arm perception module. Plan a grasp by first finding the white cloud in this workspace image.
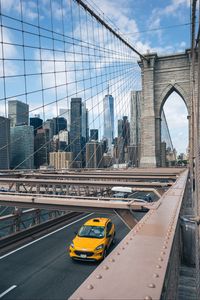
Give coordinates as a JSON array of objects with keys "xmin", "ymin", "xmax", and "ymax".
[
  {"xmin": 0, "ymin": 28, "xmax": 17, "ymax": 84},
  {"xmin": 0, "ymin": 0, "xmax": 17, "ymax": 12},
  {"xmin": 164, "ymin": 0, "xmax": 190, "ymax": 15},
  {"xmin": 90, "ymin": 0, "xmax": 139, "ymax": 41},
  {"xmin": 150, "ymin": 0, "xmax": 190, "ymax": 19},
  {"xmin": 0, "ymin": 0, "xmax": 38, "ymax": 20}
]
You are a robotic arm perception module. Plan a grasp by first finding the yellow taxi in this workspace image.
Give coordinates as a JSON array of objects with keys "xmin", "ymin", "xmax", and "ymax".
[{"xmin": 69, "ymin": 217, "xmax": 115, "ymax": 261}]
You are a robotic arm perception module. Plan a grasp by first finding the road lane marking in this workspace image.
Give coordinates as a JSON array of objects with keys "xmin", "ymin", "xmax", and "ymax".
[
  {"xmin": 0, "ymin": 285, "xmax": 17, "ymax": 298},
  {"xmin": 0, "ymin": 213, "xmax": 93, "ymax": 260}
]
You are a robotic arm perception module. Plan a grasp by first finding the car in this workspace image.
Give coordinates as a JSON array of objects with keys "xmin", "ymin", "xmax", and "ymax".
[{"xmin": 69, "ymin": 217, "xmax": 115, "ymax": 261}]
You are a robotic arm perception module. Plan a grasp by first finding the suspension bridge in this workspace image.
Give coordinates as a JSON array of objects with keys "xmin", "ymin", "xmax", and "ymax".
[{"xmin": 0, "ymin": 0, "xmax": 199, "ymax": 299}]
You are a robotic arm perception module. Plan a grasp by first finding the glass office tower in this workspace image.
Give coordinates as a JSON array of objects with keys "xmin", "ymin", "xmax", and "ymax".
[
  {"xmin": 10, "ymin": 125, "xmax": 34, "ymax": 169},
  {"xmin": 70, "ymin": 98, "xmax": 82, "ymax": 167},
  {"xmin": 0, "ymin": 116, "xmax": 10, "ymax": 169},
  {"xmin": 103, "ymin": 94, "xmax": 114, "ymax": 151},
  {"xmin": 8, "ymin": 100, "xmax": 29, "ymax": 127}
]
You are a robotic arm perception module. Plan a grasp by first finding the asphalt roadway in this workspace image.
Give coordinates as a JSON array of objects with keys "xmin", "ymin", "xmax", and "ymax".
[{"xmin": 0, "ymin": 213, "xmax": 130, "ymax": 300}]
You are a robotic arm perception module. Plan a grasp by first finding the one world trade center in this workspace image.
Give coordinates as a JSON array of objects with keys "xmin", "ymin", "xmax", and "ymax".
[{"xmin": 103, "ymin": 93, "xmax": 114, "ymax": 152}]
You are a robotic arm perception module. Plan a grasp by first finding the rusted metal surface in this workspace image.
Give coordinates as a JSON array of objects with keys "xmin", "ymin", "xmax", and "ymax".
[
  {"xmin": 0, "ymin": 168, "xmax": 184, "ymax": 197},
  {"xmin": 9, "ymin": 173, "xmax": 177, "ymax": 181},
  {"xmin": 69, "ymin": 170, "xmax": 188, "ymax": 300},
  {"xmin": 0, "ymin": 193, "xmax": 157, "ymax": 213},
  {"xmin": 0, "ymin": 177, "xmax": 172, "ymax": 188},
  {"xmin": 0, "ymin": 191, "xmax": 157, "ymax": 202}
]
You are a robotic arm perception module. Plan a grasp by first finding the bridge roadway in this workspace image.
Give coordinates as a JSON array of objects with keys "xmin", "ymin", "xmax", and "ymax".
[{"xmin": 0, "ymin": 213, "xmax": 129, "ymax": 300}]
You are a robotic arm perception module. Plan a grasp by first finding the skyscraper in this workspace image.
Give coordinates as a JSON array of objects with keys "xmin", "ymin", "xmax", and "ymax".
[
  {"xmin": 82, "ymin": 102, "xmax": 87, "ymax": 140},
  {"xmin": 8, "ymin": 100, "xmax": 29, "ymax": 127},
  {"xmin": 0, "ymin": 117, "xmax": 10, "ymax": 169},
  {"xmin": 52, "ymin": 129, "xmax": 70, "ymax": 152},
  {"xmin": 103, "ymin": 94, "xmax": 114, "ymax": 151},
  {"xmin": 10, "ymin": 125, "xmax": 34, "ymax": 169},
  {"xmin": 49, "ymin": 151, "xmax": 72, "ymax": 170},
  {"xmin": 90, "ymin": 129, "xmax": 98, "ymax": 141},
  {"xmin": 30, "ymin": 115, "xmax": 43, "ymax": 136},
  {"xmin": 86, "ymin": 141, "xmax": 102, "ymax": 168},
  {"xmin": 34, "ymin": 128, "xmax": 49, "ymax": 168},
  {"xmin": 130, "ymin": 91, "xmax": 141, "ymax": 146},
  {"xmin": 52, "ymin": 117, "xmax": 67, "ymax": 135},
  {"xmin": 130, "ymin": 91, "xmax": 141, "ymax": 166},
  {"xmin": 43, "ymin": 119, "xmax": 54, "ymax": 140},
  {"xmin": 116, "ymin": 116, "xmax": 130, "ymax": 163},
  {"xmin": 70, "ymin": 98, "xmax": 82, "ymax": 168},
  {"xmin": 59, "ymin": 108, "xmax": 71, "ymax": 131},
  {"xmin": 118, "ymin": 119, "xmax": 123, "ymax": 138},
  {"xmin": 81, "ymin": 102, "xmax": 89, "ymax": 167}
]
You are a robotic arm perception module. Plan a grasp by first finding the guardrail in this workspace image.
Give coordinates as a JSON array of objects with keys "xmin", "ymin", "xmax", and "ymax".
[
  {"xmin": 0, "ymin": 211, "xmax": 83, "ymax": 251},
  {"xmin": 0, "ymin": 208, "xmax": 66, "ymax": 236}
]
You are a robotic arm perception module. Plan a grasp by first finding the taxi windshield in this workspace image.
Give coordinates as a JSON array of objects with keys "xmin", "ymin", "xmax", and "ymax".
[{"xmin": 78, "ymin": 225, "xmax": 105, "ymax": 238}]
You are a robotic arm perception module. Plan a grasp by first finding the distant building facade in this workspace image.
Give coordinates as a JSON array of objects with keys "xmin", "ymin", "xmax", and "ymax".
[
  {"xmin": 115, "ymin": 116, "xmax": 130, "ymax": 163},
  {"xmin": 10, "ymin": 125, "xmax": 34, "ymax": 169},
  {"xmin": 52, "ymin": 117, "xmax": 67, "ymax": 135},
  {"xmin": 103, "ymin": 94, "xmax": 114, "ymax": 151},
  {"xmin": 43, "ymin": 119, "xmax": 54, "ymax": 140},
  {"xmin": 0, "ymin": 116, "xmax": 10, "ymax": 169},
  {"xmin": 49, "ymin": 151, "xmax": 72, "ymax": 169},
  {"xmin": 34, "ymin": 128, "xmax": 49, "ymax": 168},
  {"xmin": 130, "ymin": 91, "xmax": 141, "ymax": 166},
  {"xmin": 81, "ymin": 102, "xmax": 89, "ymax": 167},
  {"xmin": 86, "ymin": 141, "xmax": 103, "ymax": 168},
  {"xmin": 70, "ymin": 98, "xmax": 82, "ymax": 168},
  {"xmin": 90, "ymin": 129, "xmax": 98, "ymax": 141},
  {"xmin": 59, "ymin": 108, "xmax": 71, "ymax": 131},
  {"xmin": 8, "ymin": 100, "xmax": 29, "ymax": 127},
  {"xmin": 30, "ymin": 115, "xmax": 43, "ymax": 136},
  {"xmin": 52, "ymin": 129, "xmax": 70, "ymax": 152}
]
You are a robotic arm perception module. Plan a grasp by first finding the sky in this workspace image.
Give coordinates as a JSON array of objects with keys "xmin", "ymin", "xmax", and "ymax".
[
  {"xmin": 0, "ymin": 0, "xmax": 193, "ymax": 155},
  {"xmin": 89, "ymin": 0, "xmax": 192, "ymax": 154}
]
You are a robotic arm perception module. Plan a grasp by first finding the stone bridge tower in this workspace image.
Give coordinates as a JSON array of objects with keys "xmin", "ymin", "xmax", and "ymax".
[{"xmin": 138, "ymin": 51, "xmax": 195, "ymax": 167}]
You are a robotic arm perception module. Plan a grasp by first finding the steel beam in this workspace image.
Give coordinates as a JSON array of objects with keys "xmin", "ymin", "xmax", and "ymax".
[
  {"xmin": 0, "ymin": 194, "xmax": 157, "ymax": 213},
  {"xmin": 0, "ymin": 177, "xmax": 172, "ymax": 187}
]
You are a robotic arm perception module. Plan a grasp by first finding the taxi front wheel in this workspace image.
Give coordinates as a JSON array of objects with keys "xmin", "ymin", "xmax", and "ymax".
[
  {"xmin": 112, "ymin": 232, "xmax": 116, "ymax": 244},
  {"xmin": 103, "ymin": 248, "xmax": 107, "ymax": 260}
]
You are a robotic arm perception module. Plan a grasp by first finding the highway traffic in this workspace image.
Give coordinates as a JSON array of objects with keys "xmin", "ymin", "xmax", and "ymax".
[{"xmin": 0, "ymin": 213, "xmax": 129, "ymax": 300}]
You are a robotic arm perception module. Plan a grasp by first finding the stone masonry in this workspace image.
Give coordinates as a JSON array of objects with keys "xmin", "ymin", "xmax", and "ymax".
[{"xmin": 138, "ymin": 50, "xmax": 194, "ymax": 167}]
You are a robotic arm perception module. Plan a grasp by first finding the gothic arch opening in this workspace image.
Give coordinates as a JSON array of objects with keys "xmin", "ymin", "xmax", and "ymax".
[{"xmin": 161, "ymin": 91, "xmax": 188, "ymax": 166}]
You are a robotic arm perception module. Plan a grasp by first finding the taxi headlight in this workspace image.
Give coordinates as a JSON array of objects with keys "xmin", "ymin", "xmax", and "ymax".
[
  {"xmin": 95, "ymin": 244, "xmax": 104, "ymax": 250},
  {"xmin": 70, "ymin": 242, "xmax": 74, "ymax": 248}
]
